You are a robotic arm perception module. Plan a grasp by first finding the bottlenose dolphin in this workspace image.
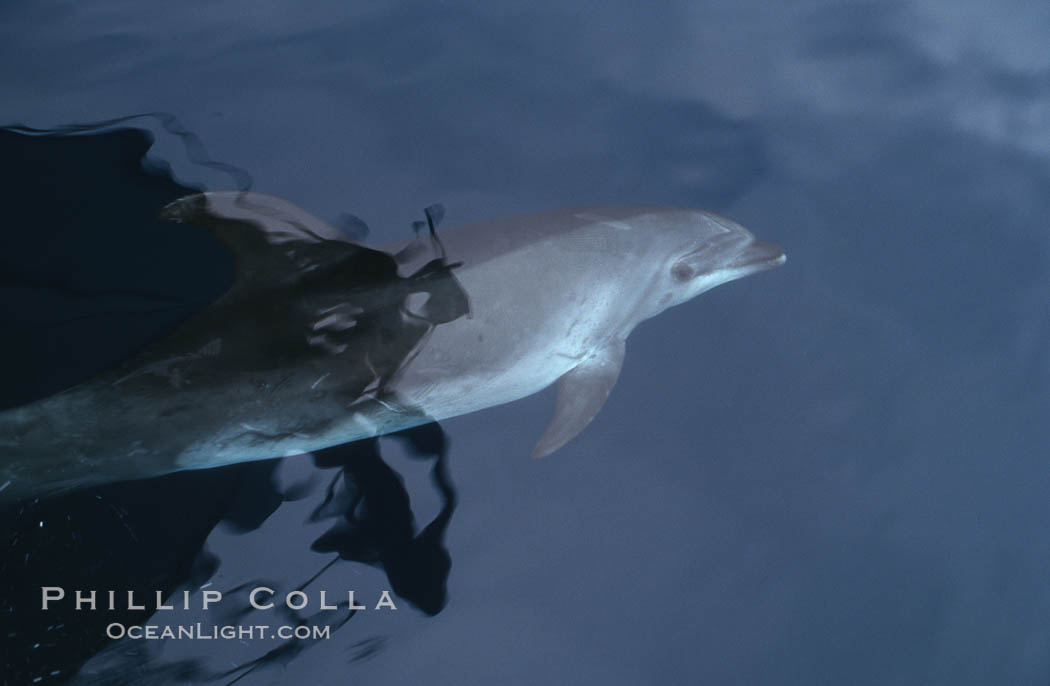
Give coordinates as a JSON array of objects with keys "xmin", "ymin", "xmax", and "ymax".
[{"xmin": 0, "ymin": 192, "xmax": 784, "ymax": 501}]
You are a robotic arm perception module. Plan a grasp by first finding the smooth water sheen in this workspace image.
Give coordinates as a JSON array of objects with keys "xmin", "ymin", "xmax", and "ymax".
[{"xmin": 2, "ymin": 1, "xmax": 1049, "ymax": 684}]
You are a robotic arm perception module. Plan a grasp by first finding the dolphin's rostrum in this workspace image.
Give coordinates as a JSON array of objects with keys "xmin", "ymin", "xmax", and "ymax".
[{"xmin": 0, "ymin": 192, "xmax": 784, "ymax": 501}]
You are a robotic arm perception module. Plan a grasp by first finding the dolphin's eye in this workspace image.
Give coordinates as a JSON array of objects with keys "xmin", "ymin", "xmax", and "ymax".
[{"xmin": 671, "ymin": 262, "xmax": 694, "ymax": 282}]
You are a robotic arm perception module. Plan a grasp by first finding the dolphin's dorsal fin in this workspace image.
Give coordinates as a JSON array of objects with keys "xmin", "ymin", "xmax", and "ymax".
[
  {"xmin": 532, "ymin": 340, "xmax": 626, "ymax": 457},
  {"xmin": 159, "ymin": 191, "xmax": 381, "ymax": 289}
]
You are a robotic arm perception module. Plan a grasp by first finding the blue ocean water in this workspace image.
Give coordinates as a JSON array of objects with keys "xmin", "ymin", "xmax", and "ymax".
[{"xmin": 1, "ymin": 1, "xmax": 1049, "ymax": 684}]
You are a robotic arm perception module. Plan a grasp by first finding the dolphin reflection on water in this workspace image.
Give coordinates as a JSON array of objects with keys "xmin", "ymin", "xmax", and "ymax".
[{"xmin": 0, "ymin": 190, "xmax": 785, "ymax": 502}]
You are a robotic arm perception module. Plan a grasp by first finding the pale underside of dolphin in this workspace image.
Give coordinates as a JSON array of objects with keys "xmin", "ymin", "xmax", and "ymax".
[{"xmin": 0, "ymin": 192, "xmax": 785, "ymax": 502}]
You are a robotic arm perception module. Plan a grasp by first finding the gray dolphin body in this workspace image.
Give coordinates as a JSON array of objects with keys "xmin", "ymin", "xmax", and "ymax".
[{"xmin": 0, "ymin": 192, "xmax": 784, "ymax": 502}]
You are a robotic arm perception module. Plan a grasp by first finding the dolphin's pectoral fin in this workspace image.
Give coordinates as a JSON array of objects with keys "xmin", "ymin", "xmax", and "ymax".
[{"xmin": 532, "ymin": 339, "xmax": 626, "ymax": 458}]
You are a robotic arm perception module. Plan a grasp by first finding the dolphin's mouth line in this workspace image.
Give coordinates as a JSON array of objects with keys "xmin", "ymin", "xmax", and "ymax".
[
  {"xmin": 727, "ymin": 241, "xmax": 787, "ymax": 272},
  {"xmin": 677, "ymin": 239, "xmax": 787, "ymax": 276}
]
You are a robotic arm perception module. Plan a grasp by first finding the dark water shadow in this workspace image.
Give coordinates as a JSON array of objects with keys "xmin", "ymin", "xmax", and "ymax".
[{"xmin": 0, "ymin": 123, "xmax": 460, "ymax": 684}]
